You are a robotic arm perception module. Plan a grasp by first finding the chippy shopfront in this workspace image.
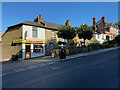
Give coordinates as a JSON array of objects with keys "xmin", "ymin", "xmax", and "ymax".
[{"xmin": 13, "ymin": 39, "xmax": 45, "ymax": 60}]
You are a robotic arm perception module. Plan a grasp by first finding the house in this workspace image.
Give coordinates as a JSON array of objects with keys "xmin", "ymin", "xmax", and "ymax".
[
  {"xmin": 0, "ymin": 31, "xmax": 3, "ymax": 61},
  {"xmin": 92, "ymin": 16, "xmax": 119, "ymax": 43},
  {"xmin": 2, "ymin": 15, "xmax": 64, "ymax": 61},
  {"xmin": 2, "ymin": 14, "xmax": 82, "ymax": 61}
]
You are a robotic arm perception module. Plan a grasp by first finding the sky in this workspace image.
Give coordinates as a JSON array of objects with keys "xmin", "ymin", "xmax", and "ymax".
[{"xmin": 2, "ymin": 2, "xmax": 118, "ymax": 32}]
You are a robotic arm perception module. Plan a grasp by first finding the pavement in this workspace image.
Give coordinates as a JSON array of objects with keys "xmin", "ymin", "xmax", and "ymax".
[
  {"xmin": 2, "ymin": 47, "xmax": 119, "ymax": 88},
  {"xmin": 1, "ymin": 46, "xmax": 119, "ymax": 77}
]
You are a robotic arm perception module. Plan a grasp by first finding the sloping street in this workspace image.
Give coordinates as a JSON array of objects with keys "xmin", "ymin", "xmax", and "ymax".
[{"xmin": 2, "ymin": 48, "xmax": 119, "ymax": 88}]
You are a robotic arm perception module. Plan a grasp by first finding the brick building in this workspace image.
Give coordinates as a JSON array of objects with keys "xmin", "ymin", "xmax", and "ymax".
[
  {"xmin": 92, "ymin": 16, "xmax": 119, "ymax": 43},
  {"xmin": 2, "ymin": 14, "xmax": 82, "ymax": 61},
  {"xmin": 0, "ymin": 31, "xmax": 3, "ymax": 61},
  {"xmin": 2, "ymin": 14, "xmax": 63, "ymax": 61}
]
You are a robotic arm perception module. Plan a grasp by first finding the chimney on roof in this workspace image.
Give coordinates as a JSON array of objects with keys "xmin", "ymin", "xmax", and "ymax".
[
  {"xmin": 65, "ymin": 20, "xmax": 71, "ymax": 26},
  {"xmin": 105, "ymin": 23, "xmax": 107, "ymax": 27},
  {"xmin": 34, "ymin": 14, "xmax": 43, "ymax": 24},
  {"xmin": 101, "ymin": 16, "xmax": 105, "ymax": 23},
  {"xmin": 39, "ymin": 14, "xmax": 43, "ymax": 22},
  {"xmin": 37, "ymin": 16, "xmax": 40, "ymax": 24},
  {"xmin": 93, "ymin": 17, "xmax": 96, "ymax": 27}
]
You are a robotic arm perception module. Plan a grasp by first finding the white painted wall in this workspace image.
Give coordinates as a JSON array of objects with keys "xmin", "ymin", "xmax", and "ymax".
[
  {"xmin": 110, "ymin": 27, "xmax": 119, "ymax": 35},
  {"xmin": 22, "ymin": 25, "xmax": 45, "ymax": 60},
  {"xmin": 95, "ymin": 34, "xmax": 106, "ymax": 44},
  {"xmin": 22, "ymin": 25, "xmax": 45, "ymax": 40},
  {"xmin": 22, "ymin": 43, "xmax": 26, "ymax": 60}
]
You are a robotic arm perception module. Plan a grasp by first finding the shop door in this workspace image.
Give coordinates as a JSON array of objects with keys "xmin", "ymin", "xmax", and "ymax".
[{"xmin": 25, "ymin": 44, "xmax": 31, "ymax": 59}]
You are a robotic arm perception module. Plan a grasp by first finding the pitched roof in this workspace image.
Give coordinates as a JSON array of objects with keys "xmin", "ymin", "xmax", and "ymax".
[
  {"xmin": 2, "ymin": 21, "xmax": 62, "ymax": 37},
  {"xmin": 44, "ymin": 21, "xmax": 62, "ymax": 30},
  {"xmin": 8, "ymin": 21, "xmax": 62, "ymax": 30}
]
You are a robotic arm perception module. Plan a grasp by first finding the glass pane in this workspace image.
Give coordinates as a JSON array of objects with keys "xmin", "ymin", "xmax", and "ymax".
[
  {"xmin": 52, "ymin": 31, "xmax": 55, "ymax": 37},
  {"xmin": 32, "ymin": 30, "xmax": 37, "ymax": 37}
]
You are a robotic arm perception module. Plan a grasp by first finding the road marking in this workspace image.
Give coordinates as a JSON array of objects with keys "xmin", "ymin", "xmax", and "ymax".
[
  {"xmin": 13, "ymin": 68, "xmax": 26, "ymax": 72},
  {"xmin": 27, "ymin": 65, "xmax": 37, "ymax": 69},
  {"xmin": 51, "ymin": 67, "xmax": 60, "ymax": 70},
  {"xmin": 48, "ymin": 62, "xmax": 55, "ymax": 65}
]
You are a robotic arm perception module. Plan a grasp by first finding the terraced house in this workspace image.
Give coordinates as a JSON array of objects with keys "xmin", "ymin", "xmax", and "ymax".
[
  {"xmin": 92, "ymin": 16, "xmax": 119, "ymax": 43},
  {"xmin": 2, "ymin": 14, "xmax": 82, "ymax": 61},
  {"xmin": 2, "ymin": 15, "xmax": 62, "ymax": 61}
]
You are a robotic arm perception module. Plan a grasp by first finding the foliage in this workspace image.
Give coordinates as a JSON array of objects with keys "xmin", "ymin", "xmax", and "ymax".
[
  {"xmin": 91, "ymin": 39, "xmax": 100, "ymax": 44},
  {"xmin": 88, "ymin": 41, "xmax": 101, "ymax": 51},
  {"xmin": 77, "ymin": 24, "xmax": 93, "ymax": 45},
  {"xmin": 114, "ymin": 35, "xmax": 120, "ymax": 44},
  {"xmin": 57, "ymin": 25, "xmax": 76, "ymax": 41},
  {"xmin": 115, "ymin": 22, "xmax": 120, "ymax": 29},
  {"xmin": 103, "ymin": 40, "xmax": 116, "ymax": 45}
]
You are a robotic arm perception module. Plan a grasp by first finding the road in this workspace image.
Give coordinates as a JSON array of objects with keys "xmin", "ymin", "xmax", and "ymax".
[{"xmin": 2, "ymin": 49, "xmax": 119, "ymax": 88}]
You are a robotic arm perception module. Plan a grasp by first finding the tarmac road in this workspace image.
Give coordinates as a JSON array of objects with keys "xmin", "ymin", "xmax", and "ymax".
[{"xmin": 2, "ymin": 48, "xmax": 119, "ymax": 88}]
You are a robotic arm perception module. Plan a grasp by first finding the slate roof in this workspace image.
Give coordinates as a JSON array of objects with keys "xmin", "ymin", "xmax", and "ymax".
[
  {"xmin": 8, "ymin": 21, "xmax": 62, "ymax": 30},
  {"xmin": 2, "ymin": 21, "xmax": 62, "ymax": 37}
]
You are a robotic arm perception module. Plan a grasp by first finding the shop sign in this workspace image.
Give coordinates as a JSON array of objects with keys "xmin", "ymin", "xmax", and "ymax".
[{"xmin": 13, "ymin": 39, "xmax": 45, "ymax": 43}]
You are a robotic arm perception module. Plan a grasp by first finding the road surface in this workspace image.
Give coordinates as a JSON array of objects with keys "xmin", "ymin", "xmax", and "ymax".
[{"xmin": 2, "ymin": 48, "xmax": 119, "ymax": 88}]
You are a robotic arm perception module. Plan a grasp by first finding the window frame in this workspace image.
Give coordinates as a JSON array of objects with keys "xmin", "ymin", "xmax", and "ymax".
[
  {"xmin": 51, "ymin": 30, "xmax": 55, "ymax": 38},
  {"xmin": 32, "ymin": 28, "xmax": 37, "ymax": 38}
]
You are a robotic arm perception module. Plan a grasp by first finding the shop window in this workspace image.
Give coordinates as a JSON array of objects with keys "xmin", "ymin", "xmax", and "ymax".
[
  {"xmin": 32, "ymin": 29, "xmax": 37, "ymax": 38},
  {"xmin": 34, "ymin": 44, "xmax": 43, "ymax": 53}
]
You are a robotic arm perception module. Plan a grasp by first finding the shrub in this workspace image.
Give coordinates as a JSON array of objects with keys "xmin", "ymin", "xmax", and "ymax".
[
  {"xmin": 103, "ymin": 40, "xmax": 115, "ymax": 45},
  {"xmin": 88, "ymin": 42, "xmax": 101, "ymax": 51},
  {"xmin": 114, "ymin": 35, "xmax": 120, "ymax": 44}
]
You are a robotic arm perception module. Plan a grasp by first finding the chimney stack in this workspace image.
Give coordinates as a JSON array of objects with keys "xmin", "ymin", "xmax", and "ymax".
[
  {"xmin": 93, "ymin": 17, "xmax": 96, "ymax": 27},
  {"xmin": 101, "ymin": 16, "xmax": 105, "ymax": 23},
  {"xmin": 39, "ymin": 14, "xmax": 43, "ymax": 22},
  {"xmin": 65, "ymin": 20, "xmax": 71, "ymax": 26},
  {"xmin": 37, "ymin": 16, "xmax": 40, "ymax": 24}
]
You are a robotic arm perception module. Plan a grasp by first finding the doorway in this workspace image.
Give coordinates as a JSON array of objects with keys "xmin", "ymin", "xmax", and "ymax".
[
  {"xmin": 106, "ymin": 36, "xmax": 109, "ymax": 40},
  {"xmin": 25, "ymin": 44, "xmax": 31, "ymax": 59}
]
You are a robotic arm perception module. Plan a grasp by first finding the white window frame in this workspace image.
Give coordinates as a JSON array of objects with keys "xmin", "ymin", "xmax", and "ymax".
[
  {"xmin": 32, "ymin": 29, "xmax": 37, "ymax": 38},
  {"xmin": 52, "ymin": 31, "xmax": 55, "ymax": 38}
]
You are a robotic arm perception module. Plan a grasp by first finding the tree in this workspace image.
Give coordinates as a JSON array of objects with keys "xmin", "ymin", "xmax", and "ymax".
[
  {"xmin": 114, "ymin": 35, "xmax": 120, "ymax": 44},
  {"xmin": 77, "ymin": 24, "xmax": 93, "ymax": 46},
  {"xmin": 57, "ymin": 25, "xmax": 76, "ymax": 42},
  {"xmin": 115, "ymin": 22, "xmax": 120, "ymax": 29}
]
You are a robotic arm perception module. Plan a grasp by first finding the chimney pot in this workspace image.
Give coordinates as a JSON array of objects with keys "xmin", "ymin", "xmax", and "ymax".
[
  {"xmin": 65, "ymin": 20, "xmax": 71, "ymax": 26},
  {"xmin": 40, "ymin": 14, "xmax": 42, "ymax": 18}
]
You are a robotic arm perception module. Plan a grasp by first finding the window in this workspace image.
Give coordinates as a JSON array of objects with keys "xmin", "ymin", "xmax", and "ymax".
[
  {"xmin": 33, "ymin": 44, "xmax": 43, "ymax": 53},
  {"xmin": 52, "ymin": 31, "xmax": 55, "ymax": 38},
  {"xmin": 97, "ymin": 35, "xmax": 99, "ymax": 39},
  {"xmin": 32, "ymin": 29, "xmax": 37, "ymax": 37},
  {"xmin": 102, "ymin": 35, "xmax": 104, "ymax": 40}
]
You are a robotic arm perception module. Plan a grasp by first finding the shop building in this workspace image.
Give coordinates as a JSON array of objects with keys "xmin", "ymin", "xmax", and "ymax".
[{"xmin": 2, "ymin": 15, "xmax": 62, "ymax": 61}]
